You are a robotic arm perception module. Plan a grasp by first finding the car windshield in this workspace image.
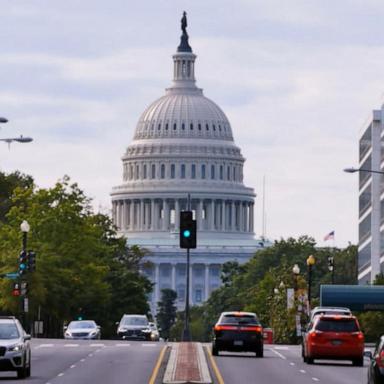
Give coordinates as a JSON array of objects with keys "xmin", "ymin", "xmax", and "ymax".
[
  {"xmin": 315, "ymin": 318, "xmax": 358, "ymax": 332},
  {"xmin": 221, "ymin": 314, "xmax": 259, "ymax": 325},
  {"xmin": 0, "ymin": 323, "xmax": 20, "ymax": 339},
  {"xmin": 122, "ymin": 317, "xmax": 148, "ymax": 326},
  {"xmin": 68, "ymin": 321, "xmax": 96, "ymax": 329}
]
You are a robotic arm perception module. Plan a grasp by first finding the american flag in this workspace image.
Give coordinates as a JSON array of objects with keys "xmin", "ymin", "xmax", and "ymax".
[{"xmin": 324, "ymin": 231, "xmax": 335, "ymax": 241}]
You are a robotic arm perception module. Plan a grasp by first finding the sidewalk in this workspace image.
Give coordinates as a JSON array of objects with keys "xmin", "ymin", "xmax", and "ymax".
[{"xmin": 163, "ymin": 342, "xmax": 211, "ymax": 384}]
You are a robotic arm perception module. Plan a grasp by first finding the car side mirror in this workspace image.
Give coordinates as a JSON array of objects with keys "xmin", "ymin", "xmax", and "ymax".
[
  {"xmin": 63, "ymin": 326, "xmax": 68, "ymax": 330},
  {"xmin": 24, "ymin": 335, "xmax": 31, "ymax": 341},
  {"xmin": 364, "ymin": 350, "xmax": 373, "ymax": 359},
  {"xmin": 97, "ymin": 325, "xmax": 101, "ymax": 329},
  {"xmin": 115, "ymin": 322, "xmax": 120, "ymax": 326}
]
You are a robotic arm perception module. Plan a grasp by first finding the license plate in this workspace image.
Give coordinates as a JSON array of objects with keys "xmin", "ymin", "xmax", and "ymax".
[
  {"xmin": 234, "ymin": 340, "xmax": 243, "ymax": 346},
  {"xmin": 331, "ymin": 340, "xmax": 342, "ymax": 345}
]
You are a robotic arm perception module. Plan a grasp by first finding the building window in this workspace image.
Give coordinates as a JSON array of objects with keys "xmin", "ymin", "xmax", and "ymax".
[
  {"xmin": 143, "ymin": 164, "xmax": 147, "ymax": 179},
  {"xmin": 227, "ymin": 166, "xmax": 230, "ymax": 180},
  {"xmin": 206, "ymin": 124, "xmax": 209, "ymax": 131},
  {"xmin": 158, "ymin": 123, "xmax": 161, "ymax": 130},
  {"xmin": 182, "ymin": 123, "xmax": 185, "ymax": 130},
  {"xmin": 161, "ymin": 164, "xmax": 165, "ymax": 179},
  {"xmin": 190, "ymin": 123, "xmax": 193, "ymax": 130},
  {"xmin": 173, "ymin": 123, "xmax": 177, "ymax": 130},
  {"xmin": 136, "ymin": 165, "xmax": 139, "ymax": 179},
  {"xmin": 165, "ymin": 123, "xmax": 169, "ymax": 130},
  {"xmin": 177, "ymin": 286, "xmax": 185, "ymax": 301},
  {"xmin": 151, "ymin": 164, "xmax": 156, "ymax": 179},
  {"xmin": 198, "ymin": 123, "xmax": 202, "ymax": 131},
  {"xmin": 233, "ymin": 167, "xmax": 236, "ymax": 181},
  {"xmin": 195, "ymin": 289, "xmax": 202, "ymax": 303},
  {"xmin": 129, "ymin": 165, "xmax": 133, "ymax": 180},
  {"xmin": 220, "ymin": 166, "xmax": 223, "ymax": 180},
  {"xmin": 211, "ymin": 165, "xmax": 215, "ymax": 179},
  {"xmin": 181, "ymin": 164, "xmax": 186, "ymax": 179},
  {"xmin": 213, "ymin": 124, "xmax": 216, "ymax": 131},
  {"xmin": 171, "ymin": 164, "xmax": 175, "ymax": 179},
  {"xmin": 191, "ymin": 164, "xmax": 196, "ymax": 179},
  {"xmin": 201, "ymin": 164, "xmax": 206, "ymax": 179}
]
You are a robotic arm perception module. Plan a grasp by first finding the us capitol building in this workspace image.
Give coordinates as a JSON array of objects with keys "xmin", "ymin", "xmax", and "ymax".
[{"xmin": 111, "ymin": 14, "xmax": 265, "ymax": 313}]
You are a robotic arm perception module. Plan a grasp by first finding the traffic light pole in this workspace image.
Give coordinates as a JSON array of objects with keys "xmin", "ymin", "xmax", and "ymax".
[{"xmin": 20, "ymin": 232, "xmax": 27, "ymax": 329}]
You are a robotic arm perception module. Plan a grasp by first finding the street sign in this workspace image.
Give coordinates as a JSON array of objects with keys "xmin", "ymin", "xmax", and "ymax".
[
  {"xmin": 23, "ymin": 298, "xmax": 29, "ymax": 313},
  {"xmin": 4, "ymin": 272, "xmax": 19, "ymax": 279}
]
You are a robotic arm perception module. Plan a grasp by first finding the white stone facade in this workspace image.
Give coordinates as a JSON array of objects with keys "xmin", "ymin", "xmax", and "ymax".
[{"xmin": 111, "ymin": 28, "xmax": 264, "ymax": 313}]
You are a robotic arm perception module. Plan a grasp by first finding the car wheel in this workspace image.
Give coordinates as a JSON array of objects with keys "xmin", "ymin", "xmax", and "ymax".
[
  {"xmin": 17, "ymin": 366, "xmax": 27, "ymax": 379},
  {"xmin": 25, "ymin": 364, "xmax": 31, "ymax": 378},
  {"xmin": 306, "ymin": 357, "xmax": 314, "ymax": 364},
  {"xmin": 212, "ymin": 345, "xmax": 219, "ymax": 356},
  {"xmin": 352, "ymin": 357, "xmax": 364, "ymax": 367},
  {"xmin": 255, "ymin": 346, "xmax": 264, "ymax": 358}
]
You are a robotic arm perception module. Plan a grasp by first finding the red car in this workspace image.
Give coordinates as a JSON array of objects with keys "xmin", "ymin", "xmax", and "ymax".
[{"xmin": 303, "ymin": 314, "xmax": 364, "ymax": 366}]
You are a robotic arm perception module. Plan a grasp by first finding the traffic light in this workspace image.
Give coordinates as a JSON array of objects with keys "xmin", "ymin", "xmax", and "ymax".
[
  {"xmin": 12, "ymin": 282, "xmax": 20, "ymax": 296},
  {"xmin": 18, "ymin": 251, "xmax": 28, "ymax": 276},
  {"xmin": 27, "ymin": 251, "xmax": 36, "ymax": 272},
  {"xmin": 179, "ymin": 211, "xmax": 196, "ymax": 249},
  {"xmin": 327, "ymin": 256, "xmax": 334, "ymax": 272}
]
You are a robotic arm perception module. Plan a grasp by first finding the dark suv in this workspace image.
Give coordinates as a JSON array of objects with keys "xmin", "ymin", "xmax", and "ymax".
[
  {"xmin": 116, "ymin": 315, "xmax": 152, "ymax": 340},
  {"xmin": 212, "ymin": 311, "xmax": 263, "ymax": 357},
  {"xmin": 0, "ymin": 316, "xmax": 31, "ymax": 379}
]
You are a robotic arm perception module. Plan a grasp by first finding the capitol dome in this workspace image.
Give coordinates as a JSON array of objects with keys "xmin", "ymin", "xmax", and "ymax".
[{"xmin": 111, "ymin": 16, "xmax": 255, "ymax": 242}]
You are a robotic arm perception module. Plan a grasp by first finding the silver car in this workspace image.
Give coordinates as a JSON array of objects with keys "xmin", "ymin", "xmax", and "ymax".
[
  {"xmin": 117, "ymin": 315, "xmax": 152, "ymax": 340},
  {"xmin": 0, "ymin": 316, "xmax": 31, "ymax": 379},
  {"xmin": 64, "ymin": 320, "xmax": 101, "ymax": 340}
]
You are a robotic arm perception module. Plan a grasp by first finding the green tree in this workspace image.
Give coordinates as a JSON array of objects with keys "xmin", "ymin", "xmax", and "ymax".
[
  {"xmin": 156, "ymin": 289, "xmax": 177, "ymax": 340},
  {"xmin": 0, "ymin": 175, "xmax": 151, "ymax": 337}
]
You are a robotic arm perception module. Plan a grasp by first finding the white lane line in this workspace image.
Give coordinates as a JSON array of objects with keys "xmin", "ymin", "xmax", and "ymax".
[
  {"xmin": 274, "ymin": 346, "xmax": 289, "ymax": 350},
  {"xmin": 90, "ymin": 343, "xmax": 105, "ymax": 347},
  {"xmin": 142, "ymin": 343, "xmax": 157, "ymax": 347},
  {"xmin": 64, "ymin": 344, "xmax": 79, "ymax": 347},
  {"xmin": 270, "ymin": 348, "xmax": 287, "ymax": 360},
  {"xmin": 115, "ymin": 343, "xmax": 131, "ymax": 347},
  {"xmin": 58, "ymin": 373, "xmax": 64, "ymax": 377},
  {"xmin": 70, "ymin": 364, "xmax": 76, "ymax": 369},
  {"xmin": 88, "ymin": 353, "xmax": 94, "ymax": 357},
  {"xmin": 80, "ymin": 358, "xmax": 86, "ymax": 362},
  {"xmin": 35, "ymin": 344, "xmax": 54, "ymax": 348},
  {"xmin": 300, "ymin": 369, "xmax": 306, "ymax": 374},
  {"xmin": 312, "ymin": 378, "xmax": 320, "ymax": 382},
  {"xmin": 290, "ymin": 362, "xmax": 295, "ymax": 366}
]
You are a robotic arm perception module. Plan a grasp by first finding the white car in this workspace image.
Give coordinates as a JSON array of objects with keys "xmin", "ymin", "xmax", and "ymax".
[
  {"xmin": 0, "ymin": 316, "xmax": 31, "ymax": 379},
  {"xmin": 64, "ymin": 320, "xmax": 101, "ymax": 340}
]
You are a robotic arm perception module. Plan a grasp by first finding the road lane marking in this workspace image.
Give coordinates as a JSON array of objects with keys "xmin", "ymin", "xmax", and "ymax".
[
  {"xmin": 88, "ymin": 353, "xmax": 94, "ymax": 357},
  {"xmin": 35, "ymin": 344, "xmax": 54, "ymax": 348},
  {"xmin": 80, "ymin": 358, "xmax": 85, "ymax": 362},
  {"xmin": 206, "ymin": 346, "xmax": 225, "ymax": 384},
  {"xmin": 115, "ymin": 343, "xmax": 131, "ymax": 347},
  {"xmin": 274, "ymin": 346, "xmax": 289, "ymax": 350},
  {"xmin": 300, "ymin": 369, "xmax": 306, "ymax": 374},
  {"xmin": 70, "ymin": 365, "xmax": 76, "ymax": 369},
  {"xmin": 142, "ymin": 343, "xmax": 157, "ymax": 347},
  {"xmin": 149, "ymin": 346, "xmax": 167, "ymax": 384},
  {"xmin": 64, "ymin": 344, "xmax": 79, "ymax": 347},
  {"xmin": 290, "ymin": 362, "xmax": 295, "ymax": 366},
  {"xmin": 58, "ymin": 373, "xmax": 64, "ymax": 377},
  {"xmin": 90, "ymin": 343, "xmax": 105, "ymax": 347},
  {"xmin": 270, "ymin": 348, "xmax": 287, "ymax": 360},
  {"xmin": 312, "ymin": 378, "xmax": 320, "ymax": 382}
]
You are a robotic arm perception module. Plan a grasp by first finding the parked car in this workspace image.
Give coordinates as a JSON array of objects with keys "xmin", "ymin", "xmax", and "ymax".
[
  {"xmin": 212, "ymin": 311, "xmax": 263, "ymax": 357},
  {"xmin": 365, "ymin": 335, "xmax": 384, "ymax": 383},
  {"xmin": 303, "ymin": 314, "xmax": 364, "ymax": 366},
  {"xmin": 148, "ymin": 322, "xmax": 160, "ymax": 341},
  {"xmin": 116, "ymin": 314, "xmax": 152, "ymax": 340},
  {"xmin": 64, "ymin": 320, "xmax": 101, "ymax": 340},
  {"xmin": 0, "ymin": 316, "xmax": 31, "ymax": 379}
]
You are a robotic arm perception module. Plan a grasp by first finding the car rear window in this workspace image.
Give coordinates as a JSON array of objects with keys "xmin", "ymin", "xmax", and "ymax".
[
  {"xmin": 220, "ymin": 314, "xmax": 259, "ymax": 325},
  {"xmin": 315, "ymin": 318, "xmax": 359, "ymax": 332}
]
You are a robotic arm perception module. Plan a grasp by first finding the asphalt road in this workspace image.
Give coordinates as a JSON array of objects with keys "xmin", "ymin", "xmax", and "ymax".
[
  {"xmin": 211, "ymin": 344, "xmax": 369, "ymax": 384},
  {"xmin": 0, "ymin": 339, "xmax": 165, "ymax": 384}
]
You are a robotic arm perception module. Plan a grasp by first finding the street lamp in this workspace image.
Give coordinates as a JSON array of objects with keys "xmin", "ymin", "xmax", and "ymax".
[
  {"xmin": 306, "ymin": 255, "xmax": 315, "ymax": 309},
  {"xmin": 0, "ymin": 117, "xmax": 33, "ymax": 147},
  {"xmin": 292, "ymin": 264, "xmax": 301, "ymax": 341},
  {"xmin": 344, "ymin": 167, "xmax": 384, "ymax": 175},
  {"xmin": 292, "ymin": 264, "xmax": 300, "ymax": 292},
  {"xmin": 20, "ymin": 220, "xmax": 30, "ymax": 251}
]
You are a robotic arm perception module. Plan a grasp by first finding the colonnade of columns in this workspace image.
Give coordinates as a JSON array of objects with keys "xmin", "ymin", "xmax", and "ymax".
[
  {"xmin": 148, "ymin": 263, "xmax": 221, "ymax": 305},
  {"xmin": 112, "ymin": 198, "xmax": 254, "ymax": 233}
]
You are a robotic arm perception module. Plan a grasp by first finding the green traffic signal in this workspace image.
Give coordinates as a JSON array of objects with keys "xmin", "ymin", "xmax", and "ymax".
[{"xmin": 183, "ymin": 229, "xmax": 191, "ymax": 238}]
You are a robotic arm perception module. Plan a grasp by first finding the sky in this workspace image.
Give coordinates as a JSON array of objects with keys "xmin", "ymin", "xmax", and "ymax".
[{"xmin": 1, "ymin": 0, "xmax": 383, "ymax": 247}]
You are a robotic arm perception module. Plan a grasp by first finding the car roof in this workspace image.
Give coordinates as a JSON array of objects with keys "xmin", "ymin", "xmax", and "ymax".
[
  {"xmin": 314, "ymin": 314, "xmax": 356, "ymax": 321},
  {"xmin": 122, "ymin": 314, "xmax": 147, "ymax": 317},
  {"xmin": 220, "ymin": 311, "xmax": 257, "ymax": 317},
  {"xmin": 312, "ymin": 306, "xmax": 351, "ymax": 312}
]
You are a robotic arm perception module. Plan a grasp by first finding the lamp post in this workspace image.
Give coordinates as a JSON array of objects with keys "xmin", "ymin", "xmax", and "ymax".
[
  {"xmin": 306, "ymin": 255, "xmax": 315, "ymax": 310},
  {"xmin": 292, "ymin": 264, "xmax": 301, "ymax": 341},
  {"xmin": 0, "ymin": 117, "xmax": 33, "ymax": 146},
  {"xmin": 292, "ymin": 264, "xmax": 300, "ymax": 292},
  {"xmin": 20, "ymin": 220, "xmax": 30, "ymax": 329},
  {"xmin": 344, "ymin": 167, "xmax": 384, "ymax": 175}
]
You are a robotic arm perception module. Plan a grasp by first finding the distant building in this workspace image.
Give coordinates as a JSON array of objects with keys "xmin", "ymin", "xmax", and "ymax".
[
  {"xmin": 358, "ymin": 105, "xmax": 384, "ymax": 284},
  {"xmin": 111, "ymin": 16, "xmax": 266, "ymax": 313}
]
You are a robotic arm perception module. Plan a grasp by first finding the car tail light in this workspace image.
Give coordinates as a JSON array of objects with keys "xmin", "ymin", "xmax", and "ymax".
[
  {"xmin": 240, "ymin": 326, "xmax": 262, "ymax": 333},
  {"xmin": 376, "ymin": 350, "xmax": 384, "ymax": 368},
  {"xmin": 214, "ymin": 325, "xmax": 237, "ymax": 332}
]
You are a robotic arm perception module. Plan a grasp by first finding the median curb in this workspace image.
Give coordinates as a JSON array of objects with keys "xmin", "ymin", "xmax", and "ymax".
[{"xmin": 163, "ymin": 342, "xmax": 211, "ymax": 384}]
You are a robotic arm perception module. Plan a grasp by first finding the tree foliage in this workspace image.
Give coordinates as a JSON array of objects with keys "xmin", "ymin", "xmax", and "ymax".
[
  {"xmin": 0, "ymin": 172, "xmax": 152, "ymax": 337},
  {"xmin": 156, "ymin": 288, "xmax": 177, "ymax": 340}
]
